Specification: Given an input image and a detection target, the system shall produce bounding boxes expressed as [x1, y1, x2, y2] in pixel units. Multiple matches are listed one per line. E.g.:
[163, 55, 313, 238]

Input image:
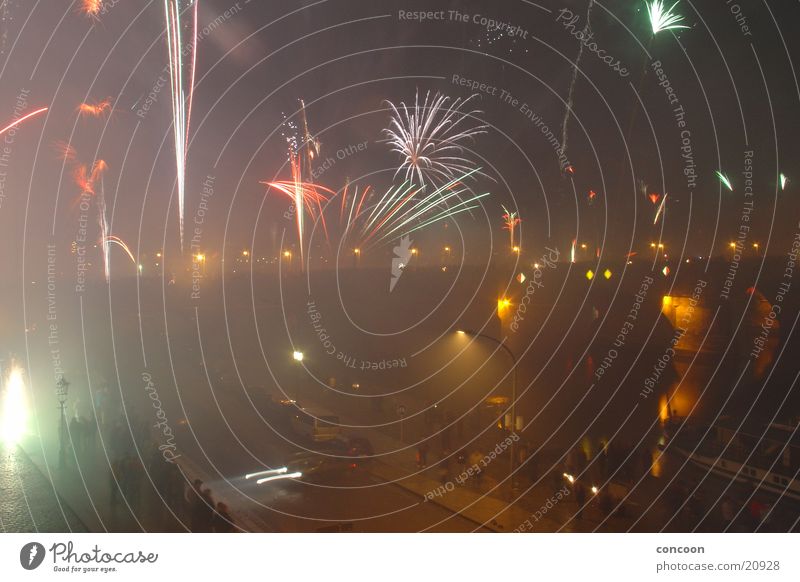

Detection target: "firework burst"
[383, 90, 488, 188]
[646, 0, 689, 35]
[78, 98, 112, 119]
[80, 0, 103, 19]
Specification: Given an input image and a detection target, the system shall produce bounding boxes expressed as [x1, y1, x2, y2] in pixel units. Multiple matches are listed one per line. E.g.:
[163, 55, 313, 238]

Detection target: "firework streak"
[502, 205, 521, 249]
[355, 170, 490, 250]
[0, 107, 48, 137]
[261, 150, 336, 270]
[164, 0, 198, 249]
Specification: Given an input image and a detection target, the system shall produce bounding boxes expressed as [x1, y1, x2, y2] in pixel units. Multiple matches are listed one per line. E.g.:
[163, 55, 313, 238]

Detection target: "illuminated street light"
[283, 250, 292, 258]
[1, 367, 28, 446]
[242, 250, 249, 257]
[580, 243, 587, 250]
[512, 246, 520, 254]
[354, 248, 361, 255]
[292, 351, 304, 362]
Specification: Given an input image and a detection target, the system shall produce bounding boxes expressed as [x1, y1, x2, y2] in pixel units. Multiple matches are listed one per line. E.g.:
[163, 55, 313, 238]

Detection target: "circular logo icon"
[20, 542, 46, 570]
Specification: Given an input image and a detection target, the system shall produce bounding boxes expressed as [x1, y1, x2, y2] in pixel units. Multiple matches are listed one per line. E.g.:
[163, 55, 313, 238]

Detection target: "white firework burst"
[383, 90, 488, 188]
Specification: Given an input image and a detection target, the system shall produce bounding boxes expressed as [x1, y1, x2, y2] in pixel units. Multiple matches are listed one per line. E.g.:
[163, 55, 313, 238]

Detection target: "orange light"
[580, 243, 587, 250]
[512, 246, 520, 253]
[411, 248, 418, 255]
[242, 250, 249, 257]
[283, 250, 291, 258]
[354, 248, 361, 255]
[497, 298, 512, 314]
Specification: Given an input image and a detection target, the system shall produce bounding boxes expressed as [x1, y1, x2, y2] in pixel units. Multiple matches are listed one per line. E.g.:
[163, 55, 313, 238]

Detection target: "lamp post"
[56, 376, 69, 469]
[456, 329, 518, 489]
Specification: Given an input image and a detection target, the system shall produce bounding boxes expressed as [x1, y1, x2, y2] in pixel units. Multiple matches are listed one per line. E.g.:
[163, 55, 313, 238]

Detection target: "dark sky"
[0, 0, 798, 282]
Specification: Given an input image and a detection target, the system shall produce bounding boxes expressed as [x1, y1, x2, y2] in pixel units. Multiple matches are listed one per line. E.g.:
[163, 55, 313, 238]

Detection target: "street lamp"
[292, 350, 304, 362]
[456, 329, 519, 489]
[56, 376, 69, 469]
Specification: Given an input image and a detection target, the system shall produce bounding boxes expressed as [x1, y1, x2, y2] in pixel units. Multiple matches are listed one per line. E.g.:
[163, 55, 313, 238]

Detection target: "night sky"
[0, 0, 798, 278]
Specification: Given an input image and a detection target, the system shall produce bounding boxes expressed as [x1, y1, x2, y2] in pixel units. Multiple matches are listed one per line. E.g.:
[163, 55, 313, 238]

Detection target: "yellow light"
[292, 351, 304, 362]
[497, 298, 511, 314]
[195, 253, 205, 262]
[753, 243, 759, 249]
[156, 252, 162, 258]
[729, 242, 736, 249]
[242, 250, 249, 257]
[662, 295, 672, 307]
[580, 243, 587, 250]
[456, 330, 466, 335]
[585, 269, 594, 280]
[444, 246, 451, 252]
[354, 248, 360, 255]
[512, 246, 520, 253]
[591, 486, 598, 495]
[658, 243, 664, 249]
[563, 473, 575, 484]
[1, 367, 28, 445]
[650, 242, 656, 248]
[283, 250, 291, 258]
[603, 269, 612, 280]
[411, 248, 418, 255]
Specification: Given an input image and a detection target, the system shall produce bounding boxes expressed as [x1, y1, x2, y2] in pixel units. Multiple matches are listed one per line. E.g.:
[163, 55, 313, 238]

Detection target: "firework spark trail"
[571, 239, 576, 263]
[560, 0, 593, 162]
[260, 153, 336, 270]
[716, 171, 733, 192]
[383, 90, 489, 189]
[780, 173, 789, 191]
[102, 235, 137, 265]
[360, 170, 490, 249]
[0, 106, 48, 136]
[78, 98, 112, 118]
[502, 205, 521, 249]
[164, 0, 198, 250]
[653, 192, 668, 224]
